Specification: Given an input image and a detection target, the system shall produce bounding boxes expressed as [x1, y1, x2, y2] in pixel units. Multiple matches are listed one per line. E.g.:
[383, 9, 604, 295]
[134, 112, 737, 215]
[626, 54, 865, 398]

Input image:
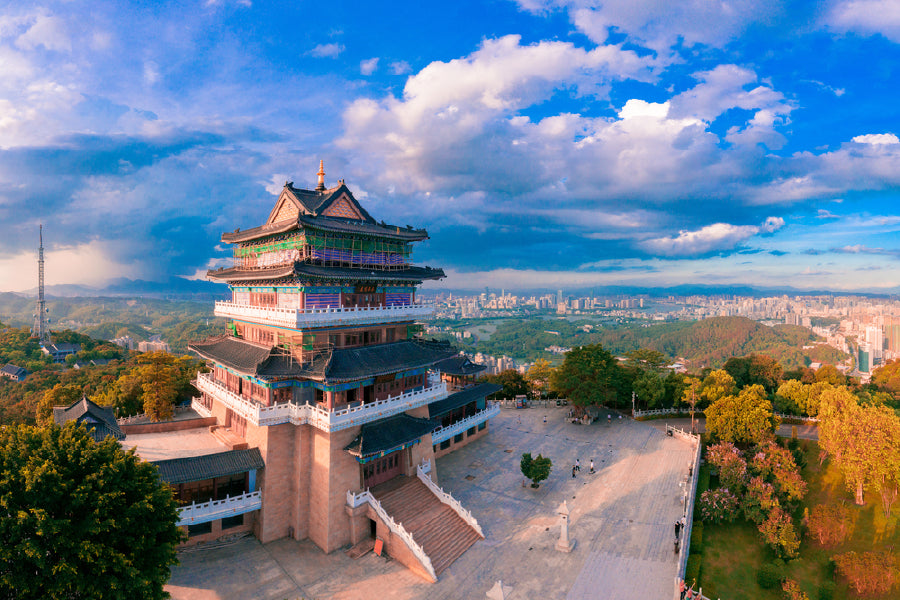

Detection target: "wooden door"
[363, 451, 404, 488]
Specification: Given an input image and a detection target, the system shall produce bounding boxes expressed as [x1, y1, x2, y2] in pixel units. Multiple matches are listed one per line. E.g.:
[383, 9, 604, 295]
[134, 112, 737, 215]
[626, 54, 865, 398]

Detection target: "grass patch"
[698, 439, 900, 599]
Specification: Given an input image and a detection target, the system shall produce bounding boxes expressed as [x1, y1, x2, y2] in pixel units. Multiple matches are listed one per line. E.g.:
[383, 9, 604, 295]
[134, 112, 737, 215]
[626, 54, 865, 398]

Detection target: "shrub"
[685, 553, 702, 584]
[782, 578, 809, 600]
[806, 504, 854, 548]
[757, 562, 784, 589]
[759, 507, 800, 559]
[520, 452, 552, 488]
[699, 489, 740, 524]
[817, 581, 835, 600]
[833, 551, 898, 596]
[690, 522, 704, 553]
[706, 441, 748, 492]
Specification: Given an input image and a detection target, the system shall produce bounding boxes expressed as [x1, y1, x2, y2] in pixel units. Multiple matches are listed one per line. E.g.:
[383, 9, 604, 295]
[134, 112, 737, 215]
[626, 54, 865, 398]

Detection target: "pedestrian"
[679, 580, 686, 600]
[575, 458, 581, 472]
[543, 415, 547, 424]
[607, 414, 611, 425]
[674, 520, 682, 539]
[572, 465, 576, 478]
[589, 459, 595, 474]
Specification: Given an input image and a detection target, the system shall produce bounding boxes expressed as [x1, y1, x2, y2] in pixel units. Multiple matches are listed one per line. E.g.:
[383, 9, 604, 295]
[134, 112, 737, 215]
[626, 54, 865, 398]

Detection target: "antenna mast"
[32, 225, 51, 345]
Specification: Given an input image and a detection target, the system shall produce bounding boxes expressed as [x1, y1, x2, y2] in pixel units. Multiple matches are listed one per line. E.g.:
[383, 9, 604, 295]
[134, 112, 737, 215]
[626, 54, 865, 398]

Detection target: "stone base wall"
[432, 423, 488, 459]
[179, 512, 255, 547]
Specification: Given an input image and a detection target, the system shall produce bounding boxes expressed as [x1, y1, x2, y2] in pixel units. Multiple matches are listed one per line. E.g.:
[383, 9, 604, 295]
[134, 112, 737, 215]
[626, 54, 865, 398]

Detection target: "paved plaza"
[167, 406, 695, 600]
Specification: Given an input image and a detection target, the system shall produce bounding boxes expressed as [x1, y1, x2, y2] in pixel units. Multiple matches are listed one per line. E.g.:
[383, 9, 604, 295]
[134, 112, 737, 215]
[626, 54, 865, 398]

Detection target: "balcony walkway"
[167, 405, 694, 600]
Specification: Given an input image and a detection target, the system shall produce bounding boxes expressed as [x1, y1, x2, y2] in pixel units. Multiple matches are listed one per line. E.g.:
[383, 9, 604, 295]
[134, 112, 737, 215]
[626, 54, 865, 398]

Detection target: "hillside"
[593, 316, 847, 369]
[441, 316, 847, 370]
[0, 293, 227, 354]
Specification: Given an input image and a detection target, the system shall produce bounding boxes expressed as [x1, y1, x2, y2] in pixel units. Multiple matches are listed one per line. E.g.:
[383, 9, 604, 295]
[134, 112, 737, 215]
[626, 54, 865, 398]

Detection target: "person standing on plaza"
[575, 458, 580, 472]
[589, 459, 595, 474]
[675, 520, 682, 539]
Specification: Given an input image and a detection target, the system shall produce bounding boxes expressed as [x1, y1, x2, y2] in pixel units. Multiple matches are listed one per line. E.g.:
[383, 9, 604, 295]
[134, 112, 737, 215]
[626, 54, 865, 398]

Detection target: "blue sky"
[2, 1, 900, 293]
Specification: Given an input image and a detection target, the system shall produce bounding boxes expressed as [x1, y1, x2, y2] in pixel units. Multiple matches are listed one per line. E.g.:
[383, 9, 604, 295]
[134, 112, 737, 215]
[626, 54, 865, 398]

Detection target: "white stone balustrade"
[190, 396, 212, 418]
[197, 372, 448, 432]
[344, 487, 437, 581]
[214, 300, 434, 328]
[176, 490, 262, 526]
[431, 402, 500, 444]
[416, 462, 484, 537]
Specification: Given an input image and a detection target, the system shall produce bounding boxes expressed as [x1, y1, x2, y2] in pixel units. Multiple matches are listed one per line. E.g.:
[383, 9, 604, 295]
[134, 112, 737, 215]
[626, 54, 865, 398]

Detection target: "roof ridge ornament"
[316, 160, 325, 192]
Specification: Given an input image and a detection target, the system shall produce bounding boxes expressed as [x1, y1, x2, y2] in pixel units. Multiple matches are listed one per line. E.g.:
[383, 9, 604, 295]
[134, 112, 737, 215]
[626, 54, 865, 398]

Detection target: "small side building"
[52, 397, 124, 442]
[0, 363, 27, 382]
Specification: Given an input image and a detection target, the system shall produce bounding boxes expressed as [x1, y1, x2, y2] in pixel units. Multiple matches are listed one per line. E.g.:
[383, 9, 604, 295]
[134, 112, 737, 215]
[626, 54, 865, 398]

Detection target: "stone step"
[370, 474, 481, 579]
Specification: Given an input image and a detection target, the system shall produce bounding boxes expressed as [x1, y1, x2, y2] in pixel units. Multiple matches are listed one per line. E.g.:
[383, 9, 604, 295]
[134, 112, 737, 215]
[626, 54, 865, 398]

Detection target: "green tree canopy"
[723, 354, 783, 394]
[550, 343, 624, 407]
[480, 369, 529, 399]
[520, 452, 552, 488]
[0, 423, 182, 599]
[705, 384, 780, 445]
[633, 370, 665, 409]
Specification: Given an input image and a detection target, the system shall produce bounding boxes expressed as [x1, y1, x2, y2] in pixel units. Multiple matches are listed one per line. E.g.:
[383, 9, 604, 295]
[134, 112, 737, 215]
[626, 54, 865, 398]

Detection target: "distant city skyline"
[2, 1, 900, 293]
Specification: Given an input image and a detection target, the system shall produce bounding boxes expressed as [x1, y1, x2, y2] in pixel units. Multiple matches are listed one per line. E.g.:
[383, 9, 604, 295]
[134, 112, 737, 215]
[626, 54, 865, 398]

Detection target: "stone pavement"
[167, 407, 694, 600]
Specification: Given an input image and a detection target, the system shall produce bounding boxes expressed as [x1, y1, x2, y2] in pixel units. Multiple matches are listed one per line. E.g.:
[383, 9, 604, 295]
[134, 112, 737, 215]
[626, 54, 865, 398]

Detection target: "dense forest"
[0, 322, 204, 425]
[0, 293, 228, 354]
[441, 316, 847, 369]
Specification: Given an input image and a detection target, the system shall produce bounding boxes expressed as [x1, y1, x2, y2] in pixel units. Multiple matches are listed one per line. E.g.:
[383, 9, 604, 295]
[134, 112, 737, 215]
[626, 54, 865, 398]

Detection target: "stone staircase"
[209, 425, 248, 451]
[371, 475, 482, 576]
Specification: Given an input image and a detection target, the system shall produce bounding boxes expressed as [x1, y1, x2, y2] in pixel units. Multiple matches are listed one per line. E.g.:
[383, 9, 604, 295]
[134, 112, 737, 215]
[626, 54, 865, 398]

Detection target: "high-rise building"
[187, 164, 495, 581]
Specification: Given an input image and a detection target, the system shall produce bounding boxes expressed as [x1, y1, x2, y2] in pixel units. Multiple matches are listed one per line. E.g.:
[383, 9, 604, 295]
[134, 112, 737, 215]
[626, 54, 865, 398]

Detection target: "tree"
[724, 355, 783, 394]
[632, 369, 665, 410]
[520, 452, 552, 488]
[36, 383, 83, 426]
[750, 440, 807, 505]
[0, 423, 182, 599]
[805, 503, 855, 548]
[525, 358, 554, 399]
[135, 352, 179, 421]
[815, 364, 845, 386]
[705, 385, 780, 445]
[481, 369, 529, 399]
[624, 348, 668, 371]
[680, 375, 702, 434]
[699, 369, 736, 408]
[550, 344, 624, 407]
[873, 359, 900, 401]
[833, 551, 899, 597]
[759, 507, 800, 559]
[818, 388, 898, 506]
[706, 442, 748, 493]
[775, 379, 807, 416]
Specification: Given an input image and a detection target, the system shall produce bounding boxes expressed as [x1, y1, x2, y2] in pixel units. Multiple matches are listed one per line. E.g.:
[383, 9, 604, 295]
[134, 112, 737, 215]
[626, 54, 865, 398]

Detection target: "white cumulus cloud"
[308, 43, 344, 58]
[852, 133, 899, 145]
[639, 217, 785, 257]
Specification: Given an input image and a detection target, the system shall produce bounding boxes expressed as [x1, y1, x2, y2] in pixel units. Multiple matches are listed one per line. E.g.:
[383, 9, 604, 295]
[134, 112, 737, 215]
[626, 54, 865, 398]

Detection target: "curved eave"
[297, 215, 429, 241]
[206, 263, 445, 284]
[221, 220, 298, 244]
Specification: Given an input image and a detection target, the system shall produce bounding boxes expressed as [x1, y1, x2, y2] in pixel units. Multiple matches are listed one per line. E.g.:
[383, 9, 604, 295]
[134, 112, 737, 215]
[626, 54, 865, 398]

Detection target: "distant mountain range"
[7, 277, 900, 300]
[15, 277, 228, 298]
[427, 283, 900, 299]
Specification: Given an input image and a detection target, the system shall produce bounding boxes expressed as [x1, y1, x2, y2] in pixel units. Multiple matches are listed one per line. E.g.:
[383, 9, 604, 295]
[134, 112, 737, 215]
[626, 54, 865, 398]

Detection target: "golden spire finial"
[316, 159, 325, 191]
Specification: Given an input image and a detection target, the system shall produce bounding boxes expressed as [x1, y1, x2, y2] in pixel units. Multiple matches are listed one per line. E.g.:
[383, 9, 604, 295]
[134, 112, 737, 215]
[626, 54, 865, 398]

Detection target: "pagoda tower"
[189, 164, 498, 580]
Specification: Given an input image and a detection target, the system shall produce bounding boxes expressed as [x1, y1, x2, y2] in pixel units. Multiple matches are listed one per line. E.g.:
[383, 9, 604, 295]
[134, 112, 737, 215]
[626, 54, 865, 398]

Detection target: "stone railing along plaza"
[214, 300, 434, 328]
[668, 425, 708, 600]
[195, 371, 447, 432]
[176, 490, 262, 527]
[345, 487, 437, 581]
[431, 403, 500, 444]
[633, 407, 819, 423]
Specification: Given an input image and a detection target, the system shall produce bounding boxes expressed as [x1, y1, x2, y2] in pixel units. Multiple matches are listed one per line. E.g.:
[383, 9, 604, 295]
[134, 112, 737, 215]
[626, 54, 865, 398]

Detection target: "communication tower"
[32, 225, 51, 346]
